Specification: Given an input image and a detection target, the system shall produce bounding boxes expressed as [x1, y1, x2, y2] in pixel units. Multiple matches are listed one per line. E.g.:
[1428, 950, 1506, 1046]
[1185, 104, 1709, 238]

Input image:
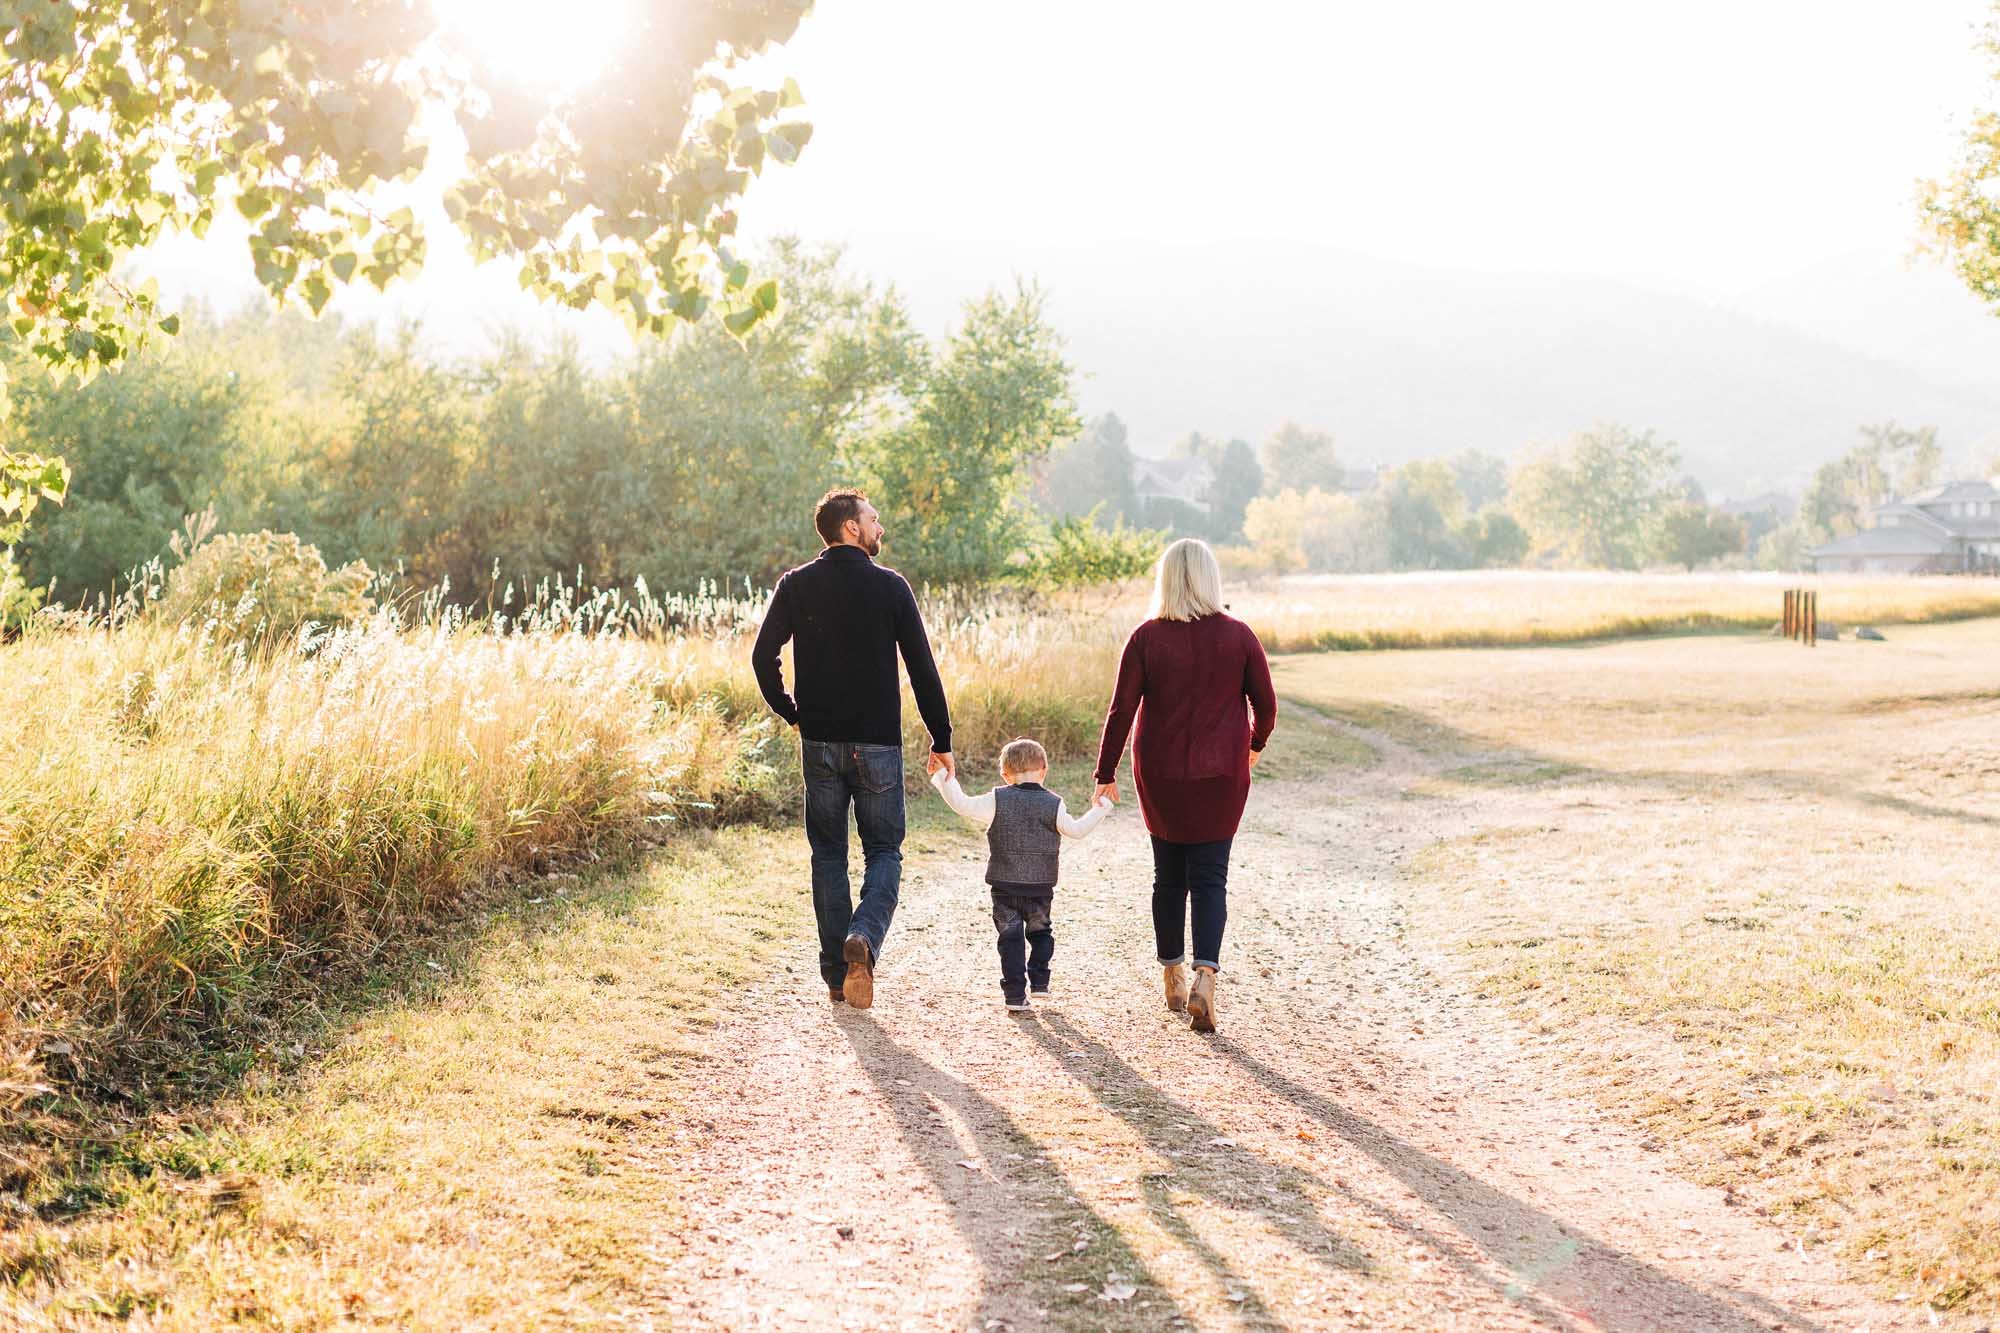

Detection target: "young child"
[931, 737, 1112, 1011]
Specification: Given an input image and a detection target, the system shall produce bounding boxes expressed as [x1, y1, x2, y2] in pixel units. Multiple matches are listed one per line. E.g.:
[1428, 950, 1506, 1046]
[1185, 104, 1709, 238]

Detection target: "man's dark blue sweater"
[750, 545, 953, 753]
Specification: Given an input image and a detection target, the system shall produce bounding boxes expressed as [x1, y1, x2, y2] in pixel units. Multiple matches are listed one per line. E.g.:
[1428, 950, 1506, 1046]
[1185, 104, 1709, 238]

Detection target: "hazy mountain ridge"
[849, 238, 2000, 497]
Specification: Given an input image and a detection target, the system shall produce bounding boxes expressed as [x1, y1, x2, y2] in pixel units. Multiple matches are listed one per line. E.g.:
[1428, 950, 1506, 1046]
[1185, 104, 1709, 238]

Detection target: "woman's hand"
[1247, 747, 1263, 772]
[1094, 780, 1120, 806]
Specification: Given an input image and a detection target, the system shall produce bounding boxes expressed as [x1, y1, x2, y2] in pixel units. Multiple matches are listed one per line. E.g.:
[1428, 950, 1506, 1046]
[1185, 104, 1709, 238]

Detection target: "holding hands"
[926, 750, 957, 780]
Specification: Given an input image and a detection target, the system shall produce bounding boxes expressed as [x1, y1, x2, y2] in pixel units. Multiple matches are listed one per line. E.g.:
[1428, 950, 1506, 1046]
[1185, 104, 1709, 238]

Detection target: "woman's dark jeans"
[801, 740, 905, 992]
[1151, 834, 1232, 972]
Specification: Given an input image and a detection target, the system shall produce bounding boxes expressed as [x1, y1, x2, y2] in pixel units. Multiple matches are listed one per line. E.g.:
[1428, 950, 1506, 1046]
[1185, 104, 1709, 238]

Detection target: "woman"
[1094, 538, 1276, 1034]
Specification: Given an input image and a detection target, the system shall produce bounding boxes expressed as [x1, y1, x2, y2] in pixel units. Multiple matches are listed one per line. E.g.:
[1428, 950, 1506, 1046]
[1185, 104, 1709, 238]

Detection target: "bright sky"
[141, 0, 1999, 336]
[740, 0, 1994, 293]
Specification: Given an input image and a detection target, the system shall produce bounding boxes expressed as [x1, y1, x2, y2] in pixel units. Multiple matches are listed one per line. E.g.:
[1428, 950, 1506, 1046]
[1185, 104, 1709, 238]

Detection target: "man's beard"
[862, 532, 882, 557]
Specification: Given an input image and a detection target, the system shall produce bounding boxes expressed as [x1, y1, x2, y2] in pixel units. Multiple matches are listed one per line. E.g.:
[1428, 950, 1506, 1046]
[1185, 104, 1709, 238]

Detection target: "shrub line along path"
[648, 713, 1910, 1331]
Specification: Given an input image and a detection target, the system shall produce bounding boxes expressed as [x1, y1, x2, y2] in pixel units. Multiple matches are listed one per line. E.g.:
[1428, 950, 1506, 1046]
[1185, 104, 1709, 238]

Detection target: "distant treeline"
[1035, 412, 1948, 576]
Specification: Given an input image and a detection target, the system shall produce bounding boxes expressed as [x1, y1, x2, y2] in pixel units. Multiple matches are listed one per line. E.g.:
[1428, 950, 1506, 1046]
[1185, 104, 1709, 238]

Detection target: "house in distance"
[1808, 480, 2000, 574]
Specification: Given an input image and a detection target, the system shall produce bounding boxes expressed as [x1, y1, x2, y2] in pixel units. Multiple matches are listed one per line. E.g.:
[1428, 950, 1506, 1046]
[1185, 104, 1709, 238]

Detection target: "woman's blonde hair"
[1149, 537, 1225, 622]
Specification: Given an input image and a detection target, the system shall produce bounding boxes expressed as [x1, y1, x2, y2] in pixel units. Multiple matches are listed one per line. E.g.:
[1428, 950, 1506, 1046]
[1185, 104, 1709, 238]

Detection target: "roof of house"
[1131, 454, 1213, 497]
[1898, 478, 2000, 505]
[1873, 502, 2000, 540]
[1807, 526, 1959, 558]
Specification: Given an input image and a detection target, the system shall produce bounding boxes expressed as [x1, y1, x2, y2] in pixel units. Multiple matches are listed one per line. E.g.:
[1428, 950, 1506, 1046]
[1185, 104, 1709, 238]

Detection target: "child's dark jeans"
[990, 886, 1054, 1003]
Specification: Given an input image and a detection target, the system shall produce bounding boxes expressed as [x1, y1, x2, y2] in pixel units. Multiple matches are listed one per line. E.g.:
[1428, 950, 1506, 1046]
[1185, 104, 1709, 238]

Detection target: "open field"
[8, 576, 2000, 1326]
[1193, 570, 2000, 652]
[10, 689, 1918, 1332]
[1278, 619, 2000, 1312]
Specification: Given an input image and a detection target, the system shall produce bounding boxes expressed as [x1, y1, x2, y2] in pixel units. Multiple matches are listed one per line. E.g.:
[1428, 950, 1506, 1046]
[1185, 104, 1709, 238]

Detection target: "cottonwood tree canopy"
[1925, 9, 2000, 307]
[0, 0, 815, 531]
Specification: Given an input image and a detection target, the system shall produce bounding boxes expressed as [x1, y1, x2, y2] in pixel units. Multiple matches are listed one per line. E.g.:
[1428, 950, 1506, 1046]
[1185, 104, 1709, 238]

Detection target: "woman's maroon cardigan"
[1093, 612, 1278, 845]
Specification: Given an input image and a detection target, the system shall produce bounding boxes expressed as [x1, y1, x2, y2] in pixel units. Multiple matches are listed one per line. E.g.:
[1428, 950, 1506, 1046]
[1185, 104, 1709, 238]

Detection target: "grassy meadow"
[6, 565, 2000, 1317]
[1202, 569, 2000, 651]
[1277, 620, 2000, 1311]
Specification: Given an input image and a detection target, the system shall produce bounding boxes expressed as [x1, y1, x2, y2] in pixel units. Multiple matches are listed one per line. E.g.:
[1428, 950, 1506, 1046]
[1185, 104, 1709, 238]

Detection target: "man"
[751, 488, 955, 1010]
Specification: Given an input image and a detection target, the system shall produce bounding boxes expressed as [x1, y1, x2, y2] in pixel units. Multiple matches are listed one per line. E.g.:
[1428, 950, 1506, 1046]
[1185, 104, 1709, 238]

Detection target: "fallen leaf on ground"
[1100, 1281, 1137, 1302]
[955, 1159, 982, 1171]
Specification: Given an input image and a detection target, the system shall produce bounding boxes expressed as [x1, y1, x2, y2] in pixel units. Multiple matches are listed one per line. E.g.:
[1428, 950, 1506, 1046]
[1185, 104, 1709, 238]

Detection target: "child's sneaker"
[1030, 985, 1051, 1002]
[1003, 989, 1032, 1012]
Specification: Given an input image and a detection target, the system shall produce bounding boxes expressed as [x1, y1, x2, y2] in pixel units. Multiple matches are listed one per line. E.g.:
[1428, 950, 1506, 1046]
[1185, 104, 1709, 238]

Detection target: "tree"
[1203, 439, 1264, 543]
[1652, 502, 1746, 571]
[1259, 421, 1345, 495]
[1448, 450, 1510, 513]
[6, 333, 256, 593]
[1797, 422, 1940, 541]
[1459, 510, 1530, 568]
[1025, 508, 1164, 589]
[854, 283, 1080, 583]
[1924, 14, 2000, 311]
[1508, 423, 1680, 569]
[1379, 460, 1468, 569]
[0, 1, 816, 529]
[1243, 487, 1388, 574]
[1034, 413, 1139, 525]
[1163, 432, 1263, 542]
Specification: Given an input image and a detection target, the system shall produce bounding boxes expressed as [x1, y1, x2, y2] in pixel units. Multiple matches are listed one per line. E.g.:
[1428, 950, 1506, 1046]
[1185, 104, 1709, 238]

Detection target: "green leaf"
[751, 278, 779, 314]
[158, 313, 180, 336]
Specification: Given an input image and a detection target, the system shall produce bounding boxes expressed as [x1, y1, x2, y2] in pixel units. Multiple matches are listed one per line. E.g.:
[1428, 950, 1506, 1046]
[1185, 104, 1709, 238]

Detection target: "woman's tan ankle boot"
[1187, 967, 1217, 1033]
[1163, 963, 1189, 1012]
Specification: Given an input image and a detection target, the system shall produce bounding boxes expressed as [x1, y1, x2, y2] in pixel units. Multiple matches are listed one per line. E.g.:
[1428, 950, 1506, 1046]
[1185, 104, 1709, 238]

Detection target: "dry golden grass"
[1, 824, 804, 1328]
[1277, 622, 2000, 1311]
[1136, 570, 2000, 652]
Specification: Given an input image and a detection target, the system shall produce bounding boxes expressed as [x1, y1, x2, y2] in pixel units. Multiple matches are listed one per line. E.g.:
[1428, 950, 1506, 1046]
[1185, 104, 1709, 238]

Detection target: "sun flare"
[431, 0, 635, 91]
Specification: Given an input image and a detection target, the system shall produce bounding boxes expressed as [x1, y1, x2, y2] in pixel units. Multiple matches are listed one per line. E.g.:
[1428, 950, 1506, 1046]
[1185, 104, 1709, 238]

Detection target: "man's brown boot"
[1187, 967, 1217, 1034]
[1163, 963, 1189, 1013]
[829, 985, 846, 1004]
[842, 935, 875, 1010]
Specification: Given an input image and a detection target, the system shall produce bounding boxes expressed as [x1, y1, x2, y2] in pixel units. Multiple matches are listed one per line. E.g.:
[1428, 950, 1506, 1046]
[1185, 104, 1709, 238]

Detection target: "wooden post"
[1784, 589, 1794, 639]
[1808, 590, 1818, 647]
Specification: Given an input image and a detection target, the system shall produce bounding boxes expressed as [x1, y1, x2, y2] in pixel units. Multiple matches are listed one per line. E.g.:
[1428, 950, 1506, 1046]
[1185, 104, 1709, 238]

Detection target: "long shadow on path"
[1015, 1008, 1830, 1332]
[1214, 1035, 1829, 1333]
[833, 1014, 1196, 1329]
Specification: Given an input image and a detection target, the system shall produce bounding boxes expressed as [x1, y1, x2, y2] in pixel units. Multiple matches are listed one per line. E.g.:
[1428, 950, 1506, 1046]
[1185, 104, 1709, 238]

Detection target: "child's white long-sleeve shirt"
[930, 770, 1112, 838]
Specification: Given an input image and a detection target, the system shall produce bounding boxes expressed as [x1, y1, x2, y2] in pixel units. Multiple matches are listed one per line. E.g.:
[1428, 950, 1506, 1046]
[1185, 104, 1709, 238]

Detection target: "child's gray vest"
[987, 783, 1062, 887]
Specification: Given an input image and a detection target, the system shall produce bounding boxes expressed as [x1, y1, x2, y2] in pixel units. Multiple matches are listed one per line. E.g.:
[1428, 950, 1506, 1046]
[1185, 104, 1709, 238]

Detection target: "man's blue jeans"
[801, 740, 905, 992]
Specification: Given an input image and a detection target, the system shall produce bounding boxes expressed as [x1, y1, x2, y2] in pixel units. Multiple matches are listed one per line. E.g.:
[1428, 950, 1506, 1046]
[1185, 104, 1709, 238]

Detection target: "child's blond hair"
[998, 737, 1049, 781]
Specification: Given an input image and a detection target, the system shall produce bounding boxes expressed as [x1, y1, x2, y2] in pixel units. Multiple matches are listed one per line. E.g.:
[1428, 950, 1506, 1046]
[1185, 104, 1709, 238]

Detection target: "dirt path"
[646, 719, 1915, 1332]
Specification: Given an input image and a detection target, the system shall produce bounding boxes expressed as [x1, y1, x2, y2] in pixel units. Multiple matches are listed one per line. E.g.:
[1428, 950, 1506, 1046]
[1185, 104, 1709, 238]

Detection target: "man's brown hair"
[999, 738, 1049, 780]
[814, 487, 869, 545]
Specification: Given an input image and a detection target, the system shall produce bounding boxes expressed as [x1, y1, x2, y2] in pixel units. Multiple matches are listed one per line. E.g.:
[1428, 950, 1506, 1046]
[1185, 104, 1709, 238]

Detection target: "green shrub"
[0, 549, 43, 630]
[1025, 508, 1164, 589]
[152, 531, 373, 643]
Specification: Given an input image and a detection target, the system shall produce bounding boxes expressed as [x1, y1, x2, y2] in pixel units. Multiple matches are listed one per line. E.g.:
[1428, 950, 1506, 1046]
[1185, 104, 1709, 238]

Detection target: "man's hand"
[1248, 747, 1263, 772]
[928, 750, 956, 780]
[1094, 780, 1120, 806]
